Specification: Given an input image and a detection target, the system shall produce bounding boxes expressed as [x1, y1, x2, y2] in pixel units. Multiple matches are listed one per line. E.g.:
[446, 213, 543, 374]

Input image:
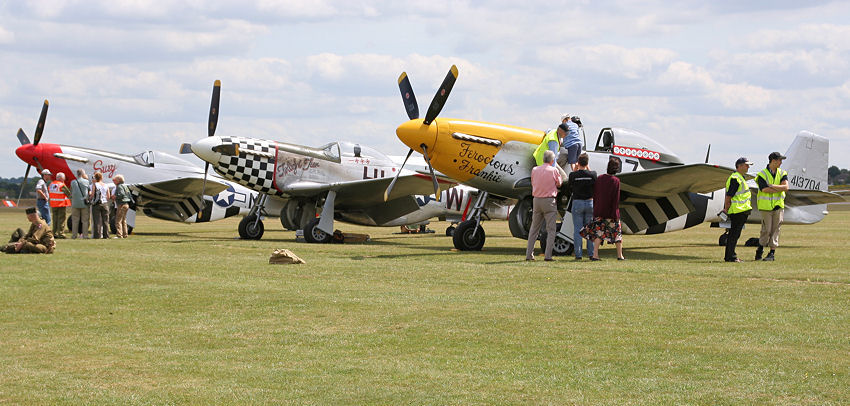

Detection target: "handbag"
[90, 184, 102, 205]
[76, 180, 92, 205]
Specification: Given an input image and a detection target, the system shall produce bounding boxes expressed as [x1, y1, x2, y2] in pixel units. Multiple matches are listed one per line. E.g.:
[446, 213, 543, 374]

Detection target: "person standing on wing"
[722, 158, 753, 262]
[560, 114, 584, 172]
[755, 152, 789, 261]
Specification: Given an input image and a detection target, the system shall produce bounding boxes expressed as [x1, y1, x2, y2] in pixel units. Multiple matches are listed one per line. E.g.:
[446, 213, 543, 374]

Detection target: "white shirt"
[35, 178, 49, 200]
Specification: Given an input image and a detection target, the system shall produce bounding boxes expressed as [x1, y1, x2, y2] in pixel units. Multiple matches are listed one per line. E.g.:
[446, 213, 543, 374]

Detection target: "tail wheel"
[452, 220, 485, 251]
[718, 233, 728, 247]
[238, 214, 264, 240]
[303, 218, 331, 244]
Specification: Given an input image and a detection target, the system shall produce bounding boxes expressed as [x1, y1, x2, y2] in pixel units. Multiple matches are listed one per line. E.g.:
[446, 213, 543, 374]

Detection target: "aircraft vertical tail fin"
[780, 130, 830, 224]
[783, 130, 828, 192]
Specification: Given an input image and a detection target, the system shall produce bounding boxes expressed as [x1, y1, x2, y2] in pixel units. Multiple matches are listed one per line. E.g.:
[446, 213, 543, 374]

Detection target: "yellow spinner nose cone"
[395, 119, 438, 153]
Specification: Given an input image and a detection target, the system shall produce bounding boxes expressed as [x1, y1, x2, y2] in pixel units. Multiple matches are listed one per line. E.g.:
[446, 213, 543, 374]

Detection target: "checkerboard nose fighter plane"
[13, 100, 260, 231]
[386, 66, 846, 252]
[181, 80, 465, 241]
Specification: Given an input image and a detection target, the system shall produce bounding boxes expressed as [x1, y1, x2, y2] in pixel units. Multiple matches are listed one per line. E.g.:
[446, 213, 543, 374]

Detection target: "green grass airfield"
[1, 208, 848, 405]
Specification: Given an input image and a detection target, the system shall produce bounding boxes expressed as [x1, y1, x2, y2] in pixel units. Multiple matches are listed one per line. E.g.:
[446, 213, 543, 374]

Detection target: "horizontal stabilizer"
[778, 189, 847, 206]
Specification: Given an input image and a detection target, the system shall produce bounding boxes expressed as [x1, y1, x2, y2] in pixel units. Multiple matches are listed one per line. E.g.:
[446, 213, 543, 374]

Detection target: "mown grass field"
[1, 208, 848, 405]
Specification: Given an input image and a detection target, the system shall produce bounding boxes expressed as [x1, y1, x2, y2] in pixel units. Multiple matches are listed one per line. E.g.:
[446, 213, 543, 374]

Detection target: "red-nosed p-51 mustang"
[13, 100, 262, 231]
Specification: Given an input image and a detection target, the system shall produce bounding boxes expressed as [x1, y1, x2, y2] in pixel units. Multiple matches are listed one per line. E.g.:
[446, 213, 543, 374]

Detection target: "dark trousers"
[725, 210, 750, 261]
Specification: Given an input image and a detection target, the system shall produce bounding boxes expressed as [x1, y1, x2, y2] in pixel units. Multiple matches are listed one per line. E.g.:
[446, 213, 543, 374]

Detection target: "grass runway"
[1, 208, 848, 404]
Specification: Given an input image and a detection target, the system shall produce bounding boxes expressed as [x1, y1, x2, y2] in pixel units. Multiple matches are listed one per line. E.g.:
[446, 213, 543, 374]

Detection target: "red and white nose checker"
[181, 80, 454, 242]
[13, 100, 261, 232]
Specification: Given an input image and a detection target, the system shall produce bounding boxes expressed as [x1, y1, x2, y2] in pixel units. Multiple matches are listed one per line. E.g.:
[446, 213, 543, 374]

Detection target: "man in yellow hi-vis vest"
[755, 151, 789, 261]
[722, 157, 753, 262]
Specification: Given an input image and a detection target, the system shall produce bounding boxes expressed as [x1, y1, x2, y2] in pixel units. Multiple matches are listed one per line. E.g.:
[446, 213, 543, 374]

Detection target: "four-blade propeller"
[384, 65, 458, 202]
[16, 100, 49, 205]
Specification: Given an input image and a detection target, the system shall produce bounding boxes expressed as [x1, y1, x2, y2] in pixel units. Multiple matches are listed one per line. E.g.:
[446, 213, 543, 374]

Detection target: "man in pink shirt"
[526, 150, 563, 261]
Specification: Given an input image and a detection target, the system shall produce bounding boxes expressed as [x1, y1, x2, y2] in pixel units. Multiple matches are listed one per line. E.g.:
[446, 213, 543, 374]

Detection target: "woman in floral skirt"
[581, 157, 625, 261]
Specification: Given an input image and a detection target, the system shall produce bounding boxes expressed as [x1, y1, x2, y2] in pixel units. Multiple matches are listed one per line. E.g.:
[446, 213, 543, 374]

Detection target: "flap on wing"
[279, 174, 454, 207]
[131, 177, 228, 200]
[618, 163, 734, 197]
[362, 196, 422, 225]
[138, 195, 206, 222]
[778, 189, 847, 206]
[619, 192, 696, 234]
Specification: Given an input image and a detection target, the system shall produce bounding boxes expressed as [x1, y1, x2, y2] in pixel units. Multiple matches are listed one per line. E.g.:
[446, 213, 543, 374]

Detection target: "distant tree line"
[0, 177, 39, 200]
[829, 166, 850, 186]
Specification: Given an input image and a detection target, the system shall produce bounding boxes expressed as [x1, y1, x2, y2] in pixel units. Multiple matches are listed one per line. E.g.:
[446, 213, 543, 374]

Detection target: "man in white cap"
[35, 169, 52, 225]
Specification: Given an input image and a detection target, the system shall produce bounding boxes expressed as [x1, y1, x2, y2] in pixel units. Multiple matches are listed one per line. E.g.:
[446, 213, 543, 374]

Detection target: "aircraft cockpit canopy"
[338, 142, 392, 162]
[133, 151, 198, 168]
[594, 127, 683, 165]
[318, 142, 340, 161]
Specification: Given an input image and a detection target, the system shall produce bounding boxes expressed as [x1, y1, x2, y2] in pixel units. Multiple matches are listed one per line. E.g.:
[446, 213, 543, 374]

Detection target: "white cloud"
[0, 25, 13, 44]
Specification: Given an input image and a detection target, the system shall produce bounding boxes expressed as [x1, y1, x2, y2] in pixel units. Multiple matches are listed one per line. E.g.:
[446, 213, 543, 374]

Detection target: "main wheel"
[238, 214, 265, 240]
[303, 218, 331, 244]
[539, 232, 574, 256]
[445, 225, 456, 236]
[452, 220, 486, 251]
[280, 200, 302, 231]
[718, 233, 728, 246]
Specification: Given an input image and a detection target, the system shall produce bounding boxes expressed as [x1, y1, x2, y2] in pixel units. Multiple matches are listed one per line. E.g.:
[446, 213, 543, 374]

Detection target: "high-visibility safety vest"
[48, 180, 71, 208]
[533, 129, 560, 166]
[756, 167, 786, 210]
[726, 172, 752, 214]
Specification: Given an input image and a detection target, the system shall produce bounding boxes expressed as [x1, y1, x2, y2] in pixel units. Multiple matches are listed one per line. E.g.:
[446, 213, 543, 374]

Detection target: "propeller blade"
[16, 165, 32, 205]
[398, 72, 419, 120]
[421, 144, 441, 201]
[179, 143, 194, 154]
[33, 100, 48, 146]
[704, 144, 711, 164]
[208, 80, 221, 138]
[423, 65, 458, 125]
[384, 148, 413, 201]
[17, 128, 30, 145]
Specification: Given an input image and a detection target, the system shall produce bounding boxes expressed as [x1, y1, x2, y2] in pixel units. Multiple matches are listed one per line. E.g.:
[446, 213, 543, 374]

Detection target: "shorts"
[566, 144, 581, 164]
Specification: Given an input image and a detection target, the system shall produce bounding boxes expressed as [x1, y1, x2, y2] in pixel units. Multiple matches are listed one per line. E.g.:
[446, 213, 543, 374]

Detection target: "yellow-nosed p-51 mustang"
[385, 66, 846, 253]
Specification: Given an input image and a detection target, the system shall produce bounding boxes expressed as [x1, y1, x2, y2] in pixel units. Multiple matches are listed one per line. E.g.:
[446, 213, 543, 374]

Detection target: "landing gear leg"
[239, 193, 268, 240]
[452, 191, 489, 251]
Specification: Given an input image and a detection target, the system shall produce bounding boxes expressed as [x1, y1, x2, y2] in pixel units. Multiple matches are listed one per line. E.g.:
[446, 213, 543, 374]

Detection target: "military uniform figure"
[3, 207, 55, 254]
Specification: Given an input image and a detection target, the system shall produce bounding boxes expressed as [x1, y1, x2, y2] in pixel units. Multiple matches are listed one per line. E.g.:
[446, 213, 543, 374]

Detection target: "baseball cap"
[41, 169, 51, 175]
[768, 151, 787, 161]
[25, 207, 37, 214]
[735, 157, 754, 166]
[561, 113, 571, 121]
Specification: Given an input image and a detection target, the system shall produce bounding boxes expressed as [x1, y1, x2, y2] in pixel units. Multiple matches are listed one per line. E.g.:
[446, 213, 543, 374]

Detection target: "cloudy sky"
[2, 0, 850, 181]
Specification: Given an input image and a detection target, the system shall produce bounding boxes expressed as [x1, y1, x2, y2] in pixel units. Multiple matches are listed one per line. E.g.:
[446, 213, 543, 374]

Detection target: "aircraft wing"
[280, 173, 455, 206]
[127, 178, 229, 222]
[131, 177, 229, 200]
[617, 163, 735, 197]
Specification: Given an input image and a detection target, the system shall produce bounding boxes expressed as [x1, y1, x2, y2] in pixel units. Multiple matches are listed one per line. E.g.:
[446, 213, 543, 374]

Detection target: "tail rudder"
[783, 130, 828, 192]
